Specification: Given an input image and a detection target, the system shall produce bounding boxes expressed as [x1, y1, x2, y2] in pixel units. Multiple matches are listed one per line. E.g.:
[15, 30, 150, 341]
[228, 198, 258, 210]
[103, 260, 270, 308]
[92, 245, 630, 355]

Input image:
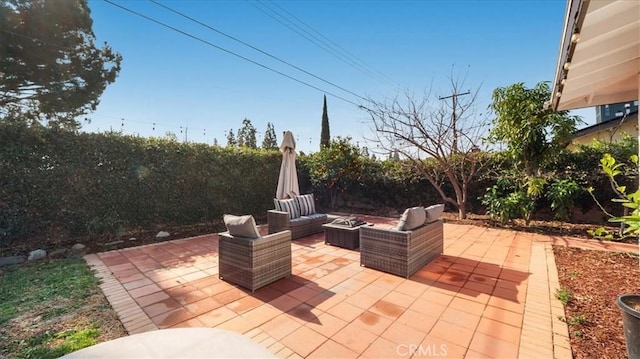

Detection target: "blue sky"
[85, 0, 593, 154]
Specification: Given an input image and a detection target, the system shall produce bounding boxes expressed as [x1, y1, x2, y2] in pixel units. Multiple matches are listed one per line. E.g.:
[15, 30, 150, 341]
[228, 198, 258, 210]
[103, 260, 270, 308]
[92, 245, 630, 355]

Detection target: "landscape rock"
[71, 243, 86, 254]
[48, 249, 68, 259]
[28, 249, 47, 261]
[129, 237, 137, 241]
[0, 256, 25, 267]
[156, 231, 170, 238]
[104, 240, 124, 247]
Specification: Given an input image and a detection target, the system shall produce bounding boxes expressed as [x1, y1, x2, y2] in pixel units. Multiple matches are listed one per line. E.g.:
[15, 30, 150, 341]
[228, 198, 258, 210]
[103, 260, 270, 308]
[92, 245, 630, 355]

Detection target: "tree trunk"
[458, 205, 467, 220]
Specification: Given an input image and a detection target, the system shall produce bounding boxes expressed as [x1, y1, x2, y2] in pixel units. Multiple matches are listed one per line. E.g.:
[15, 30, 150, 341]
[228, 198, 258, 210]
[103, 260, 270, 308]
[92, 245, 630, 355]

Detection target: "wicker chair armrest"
[218, 230, 291, 244]
[360, 226, 411, 243]
[268, 210, 290, 234]
[255, 229, 292, 243]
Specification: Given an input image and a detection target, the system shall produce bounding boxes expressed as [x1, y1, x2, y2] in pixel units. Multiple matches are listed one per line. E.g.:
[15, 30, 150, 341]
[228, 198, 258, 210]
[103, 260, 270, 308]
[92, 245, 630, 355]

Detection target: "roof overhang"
[549, 0, 639, 111]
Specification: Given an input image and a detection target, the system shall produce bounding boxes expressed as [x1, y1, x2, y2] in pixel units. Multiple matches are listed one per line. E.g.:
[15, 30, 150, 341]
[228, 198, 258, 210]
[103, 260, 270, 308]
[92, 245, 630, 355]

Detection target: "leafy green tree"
[488, 81, 581, 176]
[486, 81, 582, 224]
[320, 95, 330, 149]
[261, 122, 278, 150]
[226, 129, 236, 147]
[1, 0, 122, 130]
[307, 137, 362, 210]
[237, 118, 257, 148]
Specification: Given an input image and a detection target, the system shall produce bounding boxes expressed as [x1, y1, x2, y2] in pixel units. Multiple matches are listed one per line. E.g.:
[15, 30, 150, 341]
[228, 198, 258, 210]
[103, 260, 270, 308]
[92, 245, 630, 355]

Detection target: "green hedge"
[1, 123, 636, 243]
[0, 123, 281, 241]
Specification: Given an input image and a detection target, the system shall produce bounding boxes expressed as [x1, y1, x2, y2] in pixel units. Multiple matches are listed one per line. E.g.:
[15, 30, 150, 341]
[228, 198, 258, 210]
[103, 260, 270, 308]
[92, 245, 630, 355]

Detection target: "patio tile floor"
[84, 215, 637, 358]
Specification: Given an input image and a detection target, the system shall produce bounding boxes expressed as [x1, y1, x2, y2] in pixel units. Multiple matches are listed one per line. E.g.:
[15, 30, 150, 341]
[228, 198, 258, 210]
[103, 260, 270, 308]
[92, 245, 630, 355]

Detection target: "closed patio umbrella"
[275, 131, 299, 199]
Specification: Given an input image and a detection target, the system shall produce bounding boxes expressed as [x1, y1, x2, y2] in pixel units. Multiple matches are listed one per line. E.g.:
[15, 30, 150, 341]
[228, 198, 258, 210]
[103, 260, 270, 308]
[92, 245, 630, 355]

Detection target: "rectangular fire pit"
[322, 220, 372, 250]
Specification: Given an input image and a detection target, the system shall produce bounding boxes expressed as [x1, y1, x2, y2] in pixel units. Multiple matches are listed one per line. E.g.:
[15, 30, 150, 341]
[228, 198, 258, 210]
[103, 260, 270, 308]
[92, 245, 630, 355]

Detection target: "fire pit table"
[322, 217, 372, 250]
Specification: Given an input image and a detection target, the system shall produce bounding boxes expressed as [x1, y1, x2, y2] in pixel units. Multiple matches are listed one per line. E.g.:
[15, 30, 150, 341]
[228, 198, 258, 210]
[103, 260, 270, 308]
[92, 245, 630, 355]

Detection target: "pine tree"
[320, 94, 330, 149]
[226, 129, 236, 147]
[237, 118, 257, 148]
[262, 122, 278, 150]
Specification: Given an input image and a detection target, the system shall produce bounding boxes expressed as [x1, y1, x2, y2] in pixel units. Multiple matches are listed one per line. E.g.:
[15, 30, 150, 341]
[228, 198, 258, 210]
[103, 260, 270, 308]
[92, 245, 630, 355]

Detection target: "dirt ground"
[554, 246, 639, 359]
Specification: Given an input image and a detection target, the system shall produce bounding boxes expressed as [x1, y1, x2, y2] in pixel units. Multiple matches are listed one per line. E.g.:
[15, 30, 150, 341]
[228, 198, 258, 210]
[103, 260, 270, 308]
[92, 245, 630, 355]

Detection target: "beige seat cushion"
[395, 206, 426, 231]
[223, 214, 261, 239]
[425, 204, 445, 223]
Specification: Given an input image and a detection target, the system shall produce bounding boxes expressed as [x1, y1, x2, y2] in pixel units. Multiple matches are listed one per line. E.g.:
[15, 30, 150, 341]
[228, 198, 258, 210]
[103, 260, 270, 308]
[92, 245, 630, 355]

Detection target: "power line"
[264, 0, 395, 86]
[148, 0, 368, 102]
[103, 0, 361, 107]
[246, 0, 387, 86]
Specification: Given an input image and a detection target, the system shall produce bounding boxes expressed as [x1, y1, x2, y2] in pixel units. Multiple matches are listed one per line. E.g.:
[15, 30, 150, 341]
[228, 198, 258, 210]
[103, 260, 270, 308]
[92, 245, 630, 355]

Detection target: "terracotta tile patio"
[84, 215, 637, 358]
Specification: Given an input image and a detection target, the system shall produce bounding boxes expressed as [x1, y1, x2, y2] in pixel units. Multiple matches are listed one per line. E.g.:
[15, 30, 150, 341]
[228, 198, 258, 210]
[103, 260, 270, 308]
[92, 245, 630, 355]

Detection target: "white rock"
[71, 243, 86, 254]
[156, 231, 170, 238]
[28, 249, 47, 261]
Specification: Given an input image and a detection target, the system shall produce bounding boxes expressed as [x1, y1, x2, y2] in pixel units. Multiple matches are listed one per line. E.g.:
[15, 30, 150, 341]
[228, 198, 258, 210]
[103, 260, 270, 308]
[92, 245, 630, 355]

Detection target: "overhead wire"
[148, 0, 368, 102]
[103, 0, 362, 107]
[245, 0, 387, 87]
[263, 0, 395, 86]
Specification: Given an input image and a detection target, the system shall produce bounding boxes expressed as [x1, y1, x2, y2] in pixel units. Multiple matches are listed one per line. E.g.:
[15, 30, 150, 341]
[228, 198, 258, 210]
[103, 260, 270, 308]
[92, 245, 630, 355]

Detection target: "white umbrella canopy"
[275, 131, 300, 199]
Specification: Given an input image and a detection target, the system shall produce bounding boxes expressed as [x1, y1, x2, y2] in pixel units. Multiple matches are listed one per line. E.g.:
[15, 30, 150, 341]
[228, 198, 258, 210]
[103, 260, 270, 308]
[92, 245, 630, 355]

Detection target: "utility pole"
[439, 90, 470, 152]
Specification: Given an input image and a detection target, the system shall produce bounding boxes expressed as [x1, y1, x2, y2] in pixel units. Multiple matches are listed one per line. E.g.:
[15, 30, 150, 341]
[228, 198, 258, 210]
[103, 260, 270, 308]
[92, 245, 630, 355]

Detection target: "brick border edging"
[518, 242, 573, 359]
[84, 254, 157, 334]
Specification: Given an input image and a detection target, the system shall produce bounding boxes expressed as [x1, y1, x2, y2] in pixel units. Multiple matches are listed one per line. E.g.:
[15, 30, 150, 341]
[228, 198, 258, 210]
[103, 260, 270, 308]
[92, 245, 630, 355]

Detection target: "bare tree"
[360, 74, 489, 219]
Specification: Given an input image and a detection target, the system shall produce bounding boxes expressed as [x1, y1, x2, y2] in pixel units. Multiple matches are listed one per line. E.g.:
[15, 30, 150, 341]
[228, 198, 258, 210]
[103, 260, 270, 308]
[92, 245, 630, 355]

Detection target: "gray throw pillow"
[395, 206, 426, 231]
[223, 214, 261, 239]
[425, 204, 445, 223]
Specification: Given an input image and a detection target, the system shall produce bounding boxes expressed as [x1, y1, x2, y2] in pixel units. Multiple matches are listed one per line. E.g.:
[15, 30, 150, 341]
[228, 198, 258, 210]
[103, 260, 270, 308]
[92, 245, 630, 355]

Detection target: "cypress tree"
[262, 122, 278, 150]
[320, 95, 330, 149]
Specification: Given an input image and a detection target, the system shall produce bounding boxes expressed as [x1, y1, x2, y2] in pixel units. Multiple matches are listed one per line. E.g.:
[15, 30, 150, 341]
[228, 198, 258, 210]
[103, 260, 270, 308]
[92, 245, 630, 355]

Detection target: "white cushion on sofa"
[425, 204, 445, 223]
[274, 198, 300, 219]
[395, 206, 426, 231]
[295, 194, 316, 216]
[223, 214, 260, 239]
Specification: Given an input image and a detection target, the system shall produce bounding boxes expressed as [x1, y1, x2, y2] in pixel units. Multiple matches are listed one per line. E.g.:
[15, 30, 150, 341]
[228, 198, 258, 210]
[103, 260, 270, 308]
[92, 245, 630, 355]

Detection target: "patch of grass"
[568, 313, 588, 327]
[0, 258, 104, 357]
[22, 328, 100, 359]
[555, 287, 573, 306]
[0, 258, 98, 324]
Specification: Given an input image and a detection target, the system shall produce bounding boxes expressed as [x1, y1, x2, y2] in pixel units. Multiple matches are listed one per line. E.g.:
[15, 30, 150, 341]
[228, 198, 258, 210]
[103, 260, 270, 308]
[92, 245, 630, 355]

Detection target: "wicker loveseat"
[268, 194, 333, 240]
[218, 214, 292, 292]
[360, 205, 444, 278]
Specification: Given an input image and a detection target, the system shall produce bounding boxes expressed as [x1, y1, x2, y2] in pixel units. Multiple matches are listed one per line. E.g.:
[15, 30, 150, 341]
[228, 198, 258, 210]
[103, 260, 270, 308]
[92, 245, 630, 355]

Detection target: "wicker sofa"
[268, 194, 334, 240]
[218, 229, 292, 292]
[360, 217, 443, 278]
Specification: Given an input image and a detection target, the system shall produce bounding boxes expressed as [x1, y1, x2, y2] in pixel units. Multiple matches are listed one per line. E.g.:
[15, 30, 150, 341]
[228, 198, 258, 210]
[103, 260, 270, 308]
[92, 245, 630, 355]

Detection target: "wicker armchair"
[359, 219, 443, 278]
[218, 230, 292, 292]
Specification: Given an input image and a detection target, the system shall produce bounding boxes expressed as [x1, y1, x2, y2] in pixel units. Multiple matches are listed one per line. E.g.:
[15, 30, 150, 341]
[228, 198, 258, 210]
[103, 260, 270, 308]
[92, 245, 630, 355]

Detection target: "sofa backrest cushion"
[395, 206, 426, 231]
[223, 214, 261, 239]
[425, 204, 445, 224]
[295, 194, 316, 216]
[274, 198, 300, 219]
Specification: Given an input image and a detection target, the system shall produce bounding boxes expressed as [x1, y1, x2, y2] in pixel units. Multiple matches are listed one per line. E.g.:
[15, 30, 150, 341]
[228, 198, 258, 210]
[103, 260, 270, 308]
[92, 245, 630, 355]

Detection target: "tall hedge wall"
[1, 123, 636, 243]
[0, 124, 281, 240]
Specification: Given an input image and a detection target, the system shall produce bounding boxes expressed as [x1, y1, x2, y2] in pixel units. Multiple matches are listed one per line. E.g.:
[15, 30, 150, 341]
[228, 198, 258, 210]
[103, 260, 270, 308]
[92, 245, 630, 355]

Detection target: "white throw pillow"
[395, 206, 426, 231]
[425, 204, 445, 223]
[223, 214, 260, 239]
[295, 194, 316, 216]
[274, 198, 300, 219]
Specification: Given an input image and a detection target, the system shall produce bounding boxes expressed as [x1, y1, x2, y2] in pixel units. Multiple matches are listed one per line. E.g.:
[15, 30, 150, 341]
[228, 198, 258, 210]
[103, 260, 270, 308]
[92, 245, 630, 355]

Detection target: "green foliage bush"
[0, 122, 281, 241]
[1, 121, 636, 244]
